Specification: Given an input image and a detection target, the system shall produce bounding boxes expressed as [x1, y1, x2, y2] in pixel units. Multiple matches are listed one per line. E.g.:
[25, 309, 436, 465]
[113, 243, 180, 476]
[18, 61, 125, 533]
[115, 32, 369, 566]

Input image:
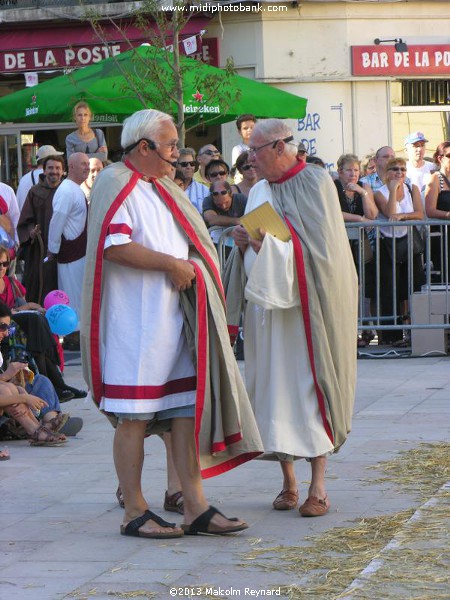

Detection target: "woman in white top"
[374, 157, 425, 346]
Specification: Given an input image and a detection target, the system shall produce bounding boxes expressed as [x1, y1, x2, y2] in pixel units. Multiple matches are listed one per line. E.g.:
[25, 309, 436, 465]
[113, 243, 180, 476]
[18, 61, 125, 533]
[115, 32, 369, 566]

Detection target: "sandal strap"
[29, 424, 65, 444]
[188, 505, 238, 533]
[165, 490, 183, 506]
[123, 510, 176, 536]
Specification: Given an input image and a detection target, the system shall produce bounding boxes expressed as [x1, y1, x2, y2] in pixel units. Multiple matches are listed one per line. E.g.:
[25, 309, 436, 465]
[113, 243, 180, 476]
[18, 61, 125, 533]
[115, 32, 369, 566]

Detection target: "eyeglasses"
[241, 164, 254, 171]
[248, 135, 294, 154]
[0, 322, 11, 332]
[209, 170, 227, 178]
[178, 161, 196, 168]
[388, 167, 407, 172]
[123, 137, 178, 154]
[212, 190, 230, 197]
[200, 149, 220, 156]
[0, 261, 10, 268]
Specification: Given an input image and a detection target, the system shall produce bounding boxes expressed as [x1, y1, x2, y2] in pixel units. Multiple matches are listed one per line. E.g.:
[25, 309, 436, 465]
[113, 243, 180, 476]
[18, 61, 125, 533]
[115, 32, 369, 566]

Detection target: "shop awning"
[0, 19, 213, 72]
[0, 45, 307, 127]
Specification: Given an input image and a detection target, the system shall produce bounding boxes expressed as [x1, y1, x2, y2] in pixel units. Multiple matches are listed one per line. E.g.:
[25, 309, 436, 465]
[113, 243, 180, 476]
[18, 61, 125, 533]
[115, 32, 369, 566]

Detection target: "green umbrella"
[0, 45, 306, 125]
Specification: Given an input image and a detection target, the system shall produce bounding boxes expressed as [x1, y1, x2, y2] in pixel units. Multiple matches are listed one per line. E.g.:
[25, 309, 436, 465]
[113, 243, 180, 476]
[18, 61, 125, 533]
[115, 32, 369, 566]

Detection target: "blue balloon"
[45, 304, 78, 336]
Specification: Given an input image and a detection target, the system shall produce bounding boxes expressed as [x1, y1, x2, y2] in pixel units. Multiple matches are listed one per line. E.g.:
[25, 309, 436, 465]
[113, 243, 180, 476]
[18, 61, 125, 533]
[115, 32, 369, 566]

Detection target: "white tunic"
[99, 179, 196, 414]
[48, 179, 87, 324]
[0, 182, 20, 241]
[16, 169, 43, 211]
[243, 180, 334, 458]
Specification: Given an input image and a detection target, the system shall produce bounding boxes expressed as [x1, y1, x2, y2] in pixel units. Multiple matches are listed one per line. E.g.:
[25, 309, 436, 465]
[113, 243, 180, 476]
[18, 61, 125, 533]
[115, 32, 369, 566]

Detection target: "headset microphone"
[145, 139, 177, 167]
[155, 151, 178, 168]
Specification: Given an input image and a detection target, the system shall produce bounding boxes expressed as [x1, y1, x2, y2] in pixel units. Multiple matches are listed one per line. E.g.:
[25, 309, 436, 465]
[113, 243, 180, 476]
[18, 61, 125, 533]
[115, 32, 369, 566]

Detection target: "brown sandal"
[164, 490, 184, 515]
[29, 424, 67, 447]
[299, 495, 330, 517]
[44, 413, 70, 433]
[272, 489, 299, 510]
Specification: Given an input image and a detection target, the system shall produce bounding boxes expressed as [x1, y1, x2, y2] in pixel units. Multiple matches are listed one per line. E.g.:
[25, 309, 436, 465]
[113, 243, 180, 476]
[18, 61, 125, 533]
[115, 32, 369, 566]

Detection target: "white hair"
[121, 109, 174, 149]
[253, 119, 297, 157]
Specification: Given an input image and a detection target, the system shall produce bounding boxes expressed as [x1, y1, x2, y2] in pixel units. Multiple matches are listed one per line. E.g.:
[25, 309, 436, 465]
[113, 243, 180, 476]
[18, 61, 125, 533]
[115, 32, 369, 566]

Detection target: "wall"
[208, 1, 450, 166]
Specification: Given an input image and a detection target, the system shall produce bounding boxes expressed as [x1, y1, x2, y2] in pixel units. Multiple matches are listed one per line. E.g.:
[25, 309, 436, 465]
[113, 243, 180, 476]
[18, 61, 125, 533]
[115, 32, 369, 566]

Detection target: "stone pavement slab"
[1, 354, 449, 599]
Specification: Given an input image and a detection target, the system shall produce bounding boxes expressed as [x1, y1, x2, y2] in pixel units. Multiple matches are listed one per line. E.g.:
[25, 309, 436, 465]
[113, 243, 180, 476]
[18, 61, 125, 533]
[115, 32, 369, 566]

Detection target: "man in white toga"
[232, 119, 357, 517]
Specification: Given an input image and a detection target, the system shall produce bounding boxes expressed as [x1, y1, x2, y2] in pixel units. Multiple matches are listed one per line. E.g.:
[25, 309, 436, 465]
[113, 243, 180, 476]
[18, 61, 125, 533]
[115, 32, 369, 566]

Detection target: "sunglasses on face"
[388, 167, 407, 172]
[209, 170, 227, 178]
[178, 161, 196, 168]
[212, 190, 230, 197]
[201, 150, 220, 156]
[0, 261, 10, 268]
[241, 164, 254, 171]
[0, 322, 11, 332]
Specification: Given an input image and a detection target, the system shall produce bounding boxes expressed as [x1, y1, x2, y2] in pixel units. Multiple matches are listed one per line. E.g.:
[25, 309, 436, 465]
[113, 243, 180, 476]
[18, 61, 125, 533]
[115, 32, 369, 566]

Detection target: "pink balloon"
[43, 290, 70, 310]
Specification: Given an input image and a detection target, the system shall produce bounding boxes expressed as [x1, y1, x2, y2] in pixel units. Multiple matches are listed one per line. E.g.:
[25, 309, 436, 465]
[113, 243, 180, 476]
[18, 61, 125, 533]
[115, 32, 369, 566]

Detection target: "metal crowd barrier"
[346, 219, 450, 356]
[215, 221, 450, 357]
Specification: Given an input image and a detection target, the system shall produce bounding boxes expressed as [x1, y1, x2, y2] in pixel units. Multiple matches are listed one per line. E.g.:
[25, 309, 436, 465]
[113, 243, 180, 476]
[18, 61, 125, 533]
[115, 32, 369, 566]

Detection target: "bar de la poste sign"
[352, 45, 450, 76]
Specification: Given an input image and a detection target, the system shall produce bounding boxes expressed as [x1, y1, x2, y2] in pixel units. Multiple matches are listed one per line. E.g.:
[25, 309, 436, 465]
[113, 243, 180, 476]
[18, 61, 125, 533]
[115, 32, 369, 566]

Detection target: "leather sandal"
[299, 495, 330, 517]
[272, 489, 299, 510]
[164, 490, 184, 515]
[181, 506, 248, 536]
[29, 424, 67, 447]
[44, 412, 70, 433]
[120, 509, 184, 539]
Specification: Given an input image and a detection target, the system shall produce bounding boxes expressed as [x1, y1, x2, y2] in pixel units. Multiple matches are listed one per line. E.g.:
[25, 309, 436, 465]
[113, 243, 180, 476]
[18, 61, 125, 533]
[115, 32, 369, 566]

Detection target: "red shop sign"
[0, 21, 217, 73]
[0, 39, 218, 73]
[352, 45, 450, 76]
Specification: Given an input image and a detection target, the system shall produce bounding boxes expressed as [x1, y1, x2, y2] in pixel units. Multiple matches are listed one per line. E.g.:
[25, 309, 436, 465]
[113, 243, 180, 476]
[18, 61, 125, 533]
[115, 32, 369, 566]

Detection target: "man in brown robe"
[17, 155, 64, 303]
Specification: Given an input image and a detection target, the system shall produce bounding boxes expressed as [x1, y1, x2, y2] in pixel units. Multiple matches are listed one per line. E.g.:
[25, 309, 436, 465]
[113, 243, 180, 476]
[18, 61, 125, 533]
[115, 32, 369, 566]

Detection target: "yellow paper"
[240, 201, 291, 242]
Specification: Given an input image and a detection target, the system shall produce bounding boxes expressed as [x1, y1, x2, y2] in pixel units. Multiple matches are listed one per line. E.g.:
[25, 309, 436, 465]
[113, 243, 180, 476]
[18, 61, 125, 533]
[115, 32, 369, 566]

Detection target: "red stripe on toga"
[190, 261, 208, 467]
[107, 223, 133, 236]
[89, 172, 142, 405]
[103, 376, 197, 399]
[286, 217, 334, 444]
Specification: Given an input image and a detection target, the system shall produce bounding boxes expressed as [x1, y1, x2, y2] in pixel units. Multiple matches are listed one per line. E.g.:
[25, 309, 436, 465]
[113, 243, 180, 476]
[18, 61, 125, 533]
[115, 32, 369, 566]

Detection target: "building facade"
[212, 0, 450, 169]
[1, 1, 449, 181]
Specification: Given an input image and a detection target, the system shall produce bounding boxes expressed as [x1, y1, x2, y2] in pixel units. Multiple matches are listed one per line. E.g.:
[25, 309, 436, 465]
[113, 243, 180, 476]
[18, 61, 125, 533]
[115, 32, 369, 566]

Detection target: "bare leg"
[163, 432, 182, 496]
[308, 455, 327, 499]
[6, 404, 41, 435]
[114, 419, 181, 535]
[280, 460, 297, 492]
[171, 417, 246, 529]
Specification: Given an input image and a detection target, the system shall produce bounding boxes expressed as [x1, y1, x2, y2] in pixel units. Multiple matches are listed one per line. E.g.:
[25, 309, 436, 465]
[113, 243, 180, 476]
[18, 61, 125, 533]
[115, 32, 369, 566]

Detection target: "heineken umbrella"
[0, 45, 306, 126]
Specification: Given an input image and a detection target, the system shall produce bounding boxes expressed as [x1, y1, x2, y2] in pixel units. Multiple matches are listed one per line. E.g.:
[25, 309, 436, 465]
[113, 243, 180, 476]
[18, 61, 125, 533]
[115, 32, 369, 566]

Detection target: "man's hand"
[168, 259, 196, 291]
[46, 252, 56, 262]
[248, 229, 266, 254]
[232, 224, 249, 249]
[29, 224, 41, 241]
